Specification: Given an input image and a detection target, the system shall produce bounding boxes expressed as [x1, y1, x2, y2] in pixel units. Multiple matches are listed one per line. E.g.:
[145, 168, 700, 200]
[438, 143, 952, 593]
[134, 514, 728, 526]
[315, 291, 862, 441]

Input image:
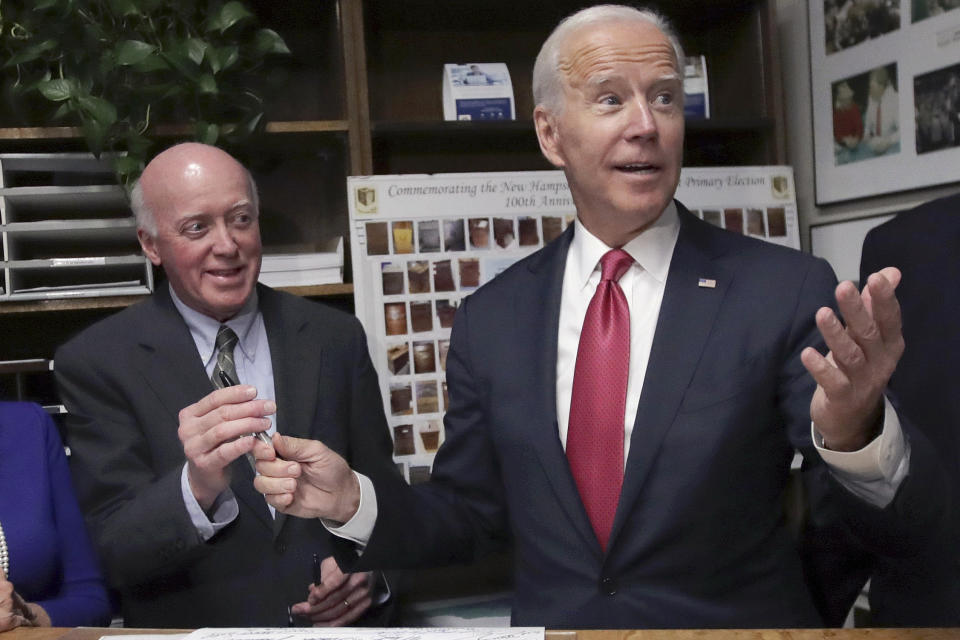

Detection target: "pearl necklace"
[0, 521, 8, 578]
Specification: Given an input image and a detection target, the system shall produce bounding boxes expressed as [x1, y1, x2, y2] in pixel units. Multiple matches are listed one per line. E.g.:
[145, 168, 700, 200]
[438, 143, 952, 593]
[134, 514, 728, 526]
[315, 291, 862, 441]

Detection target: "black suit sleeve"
[55, 333, 209, 589]
[801, 227, 952, 625]
[324, 317, 410, 621]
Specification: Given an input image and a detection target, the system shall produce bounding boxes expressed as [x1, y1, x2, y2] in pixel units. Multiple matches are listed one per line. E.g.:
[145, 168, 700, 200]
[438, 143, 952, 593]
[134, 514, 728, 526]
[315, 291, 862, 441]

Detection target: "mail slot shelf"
[0, 153, 153, 302]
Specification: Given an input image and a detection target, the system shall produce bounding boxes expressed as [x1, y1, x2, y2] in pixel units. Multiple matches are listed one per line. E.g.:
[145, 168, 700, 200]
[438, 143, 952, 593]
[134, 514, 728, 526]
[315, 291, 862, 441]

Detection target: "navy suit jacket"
[344, 204, 946, 628]
[55, 284, 401, 627]
[854, 193, 960, 626]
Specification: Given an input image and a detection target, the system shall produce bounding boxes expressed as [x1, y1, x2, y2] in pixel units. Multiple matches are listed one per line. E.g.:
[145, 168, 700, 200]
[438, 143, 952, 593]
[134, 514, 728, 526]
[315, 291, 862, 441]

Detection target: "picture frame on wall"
[809, 1, 960, 204]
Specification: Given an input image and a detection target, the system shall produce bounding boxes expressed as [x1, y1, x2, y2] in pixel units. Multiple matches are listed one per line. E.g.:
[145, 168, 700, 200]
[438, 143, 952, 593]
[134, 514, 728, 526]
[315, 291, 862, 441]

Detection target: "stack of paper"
[258, 237, 344, 287]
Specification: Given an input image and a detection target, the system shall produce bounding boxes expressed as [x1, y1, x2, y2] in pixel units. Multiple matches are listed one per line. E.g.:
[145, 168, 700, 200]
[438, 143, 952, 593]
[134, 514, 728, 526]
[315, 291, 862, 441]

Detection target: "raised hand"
[801, 267, 903, 451]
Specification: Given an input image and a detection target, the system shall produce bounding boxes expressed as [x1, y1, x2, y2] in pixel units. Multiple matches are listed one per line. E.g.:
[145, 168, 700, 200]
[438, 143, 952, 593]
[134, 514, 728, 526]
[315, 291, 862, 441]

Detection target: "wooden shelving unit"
[0, 0, 789, 612]
[0, 0, 785, 407]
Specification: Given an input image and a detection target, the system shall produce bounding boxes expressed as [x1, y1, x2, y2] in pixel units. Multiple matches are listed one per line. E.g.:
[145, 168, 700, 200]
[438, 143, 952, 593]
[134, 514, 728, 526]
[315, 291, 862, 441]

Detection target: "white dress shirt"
[556, 205, 679, 461]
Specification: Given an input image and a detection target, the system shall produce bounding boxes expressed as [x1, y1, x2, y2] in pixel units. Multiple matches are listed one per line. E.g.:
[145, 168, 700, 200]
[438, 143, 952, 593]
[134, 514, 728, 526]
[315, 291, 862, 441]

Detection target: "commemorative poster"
[348, 167, 799, 481]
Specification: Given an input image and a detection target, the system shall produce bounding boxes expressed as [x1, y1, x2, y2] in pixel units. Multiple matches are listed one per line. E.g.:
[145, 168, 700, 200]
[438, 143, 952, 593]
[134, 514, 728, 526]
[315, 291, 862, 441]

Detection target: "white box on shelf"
[683, 55, 710, 119]
[258, 236, 344, 287]
[442, 63, 515, 121]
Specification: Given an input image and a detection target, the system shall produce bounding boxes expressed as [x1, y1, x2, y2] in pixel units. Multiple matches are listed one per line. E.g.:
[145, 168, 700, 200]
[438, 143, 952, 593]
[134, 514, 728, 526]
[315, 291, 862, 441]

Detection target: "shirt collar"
[570, 200, 680, 290]
[169, 284, 262, 366]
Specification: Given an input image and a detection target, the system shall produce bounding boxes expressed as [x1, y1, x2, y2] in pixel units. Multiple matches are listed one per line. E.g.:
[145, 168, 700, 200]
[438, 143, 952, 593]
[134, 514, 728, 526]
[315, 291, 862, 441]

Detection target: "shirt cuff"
[812, 396, 910, 508]
[180, 463, 239, 541]
[322, 471, 377, 547]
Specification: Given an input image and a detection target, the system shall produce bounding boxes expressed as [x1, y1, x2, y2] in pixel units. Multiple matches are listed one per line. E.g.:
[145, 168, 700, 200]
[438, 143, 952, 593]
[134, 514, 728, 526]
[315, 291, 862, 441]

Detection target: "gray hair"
[130, 165, 260, 237]
[532, 4, 685, 114]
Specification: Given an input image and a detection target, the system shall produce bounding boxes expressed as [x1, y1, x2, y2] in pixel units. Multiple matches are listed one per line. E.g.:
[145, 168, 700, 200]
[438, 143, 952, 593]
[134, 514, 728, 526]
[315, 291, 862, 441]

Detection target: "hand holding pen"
[289, 555, 374, 626]
[218, 369, 273, 446]
[177, 382, 276, 511]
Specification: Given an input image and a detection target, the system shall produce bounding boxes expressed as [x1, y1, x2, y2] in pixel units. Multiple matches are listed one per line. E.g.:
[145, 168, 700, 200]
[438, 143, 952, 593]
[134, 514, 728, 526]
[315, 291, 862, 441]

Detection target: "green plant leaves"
[131, 54, 169, 73]
[4, 39, 57, 67]
[1, 0, 291, 185]
[195, 121, 219, 145]
[38, 78, 75, 101]
[77, 94, 118, 127]
[112, 155, 142, 180]
[208, 45, 239, 74]
[80, 115, 108, 155]
[32, 0, 61, 11]
[106, 0, 140, 17]
[197, 73, 217, 94]
[254, 29, 290, 56]
[184, 38, 208, 65]
[115, 40, 157, 66]
[208, 2, 253, 34]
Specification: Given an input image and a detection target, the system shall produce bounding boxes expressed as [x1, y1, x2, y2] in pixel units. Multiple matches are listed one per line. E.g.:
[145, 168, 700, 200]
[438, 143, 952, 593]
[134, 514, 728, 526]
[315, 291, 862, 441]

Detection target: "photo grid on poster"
[349, 168, 800, 483]
[349, 172, 577, 483]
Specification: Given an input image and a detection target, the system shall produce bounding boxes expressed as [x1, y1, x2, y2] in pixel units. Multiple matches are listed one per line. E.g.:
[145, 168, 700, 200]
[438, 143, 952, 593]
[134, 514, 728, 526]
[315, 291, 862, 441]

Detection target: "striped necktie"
[211, 325, 240, 388]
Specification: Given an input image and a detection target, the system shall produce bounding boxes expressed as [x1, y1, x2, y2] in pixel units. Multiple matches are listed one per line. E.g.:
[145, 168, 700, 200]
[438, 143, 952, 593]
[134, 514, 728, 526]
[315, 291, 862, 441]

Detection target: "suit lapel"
[260, 286, 322, 537]
[608, 207, 732, 550]
[521, 227, 604, 555]
[132, 287, 213, 421]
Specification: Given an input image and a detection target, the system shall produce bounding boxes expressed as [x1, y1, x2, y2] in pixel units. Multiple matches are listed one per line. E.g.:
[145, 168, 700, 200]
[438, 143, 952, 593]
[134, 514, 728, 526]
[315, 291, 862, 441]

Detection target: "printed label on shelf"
[51, 257, 107, 267]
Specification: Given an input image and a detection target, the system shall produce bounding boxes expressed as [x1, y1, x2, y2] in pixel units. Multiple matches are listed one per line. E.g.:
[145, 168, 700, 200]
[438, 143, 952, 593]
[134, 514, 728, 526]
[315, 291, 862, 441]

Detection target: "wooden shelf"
[372, 117, 775, 137]
[0, 283, 354, 314]
[0, 121, 351, 142]
[372, 120, 534, 136]
[0, 294, 148, 314]
[278, 282, 354, 297]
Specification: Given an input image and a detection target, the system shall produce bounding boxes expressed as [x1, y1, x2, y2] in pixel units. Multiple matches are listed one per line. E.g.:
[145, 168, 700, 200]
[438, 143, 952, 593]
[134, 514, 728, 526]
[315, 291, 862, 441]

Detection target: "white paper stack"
[258, 237, 343, 287]
[442, 63, 515, 121]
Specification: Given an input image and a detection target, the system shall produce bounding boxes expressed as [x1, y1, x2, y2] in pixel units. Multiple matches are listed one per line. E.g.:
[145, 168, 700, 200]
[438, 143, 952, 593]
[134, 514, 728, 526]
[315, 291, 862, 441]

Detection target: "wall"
[774, 0, 960, 253]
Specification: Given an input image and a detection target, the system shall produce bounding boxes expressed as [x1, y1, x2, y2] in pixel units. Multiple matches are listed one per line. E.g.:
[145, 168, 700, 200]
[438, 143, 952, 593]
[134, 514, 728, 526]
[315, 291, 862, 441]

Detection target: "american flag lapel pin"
[698, 277, 717, 288]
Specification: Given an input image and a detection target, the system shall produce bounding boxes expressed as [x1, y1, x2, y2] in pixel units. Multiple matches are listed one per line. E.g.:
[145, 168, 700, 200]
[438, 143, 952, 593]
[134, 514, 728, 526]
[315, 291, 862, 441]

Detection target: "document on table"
[181, 628, 544, 640]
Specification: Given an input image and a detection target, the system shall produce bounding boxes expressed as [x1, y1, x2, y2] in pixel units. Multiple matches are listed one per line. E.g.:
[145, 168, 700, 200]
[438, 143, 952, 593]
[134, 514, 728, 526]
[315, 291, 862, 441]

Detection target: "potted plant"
[0, 0, 289, 185]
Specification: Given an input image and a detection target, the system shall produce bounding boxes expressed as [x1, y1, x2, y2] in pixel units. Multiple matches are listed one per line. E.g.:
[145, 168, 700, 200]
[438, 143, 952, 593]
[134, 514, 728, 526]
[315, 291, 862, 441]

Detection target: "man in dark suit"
[54, 143, 401, 628]
[852, 192, 960, 626]
[252, 6, 946, 628]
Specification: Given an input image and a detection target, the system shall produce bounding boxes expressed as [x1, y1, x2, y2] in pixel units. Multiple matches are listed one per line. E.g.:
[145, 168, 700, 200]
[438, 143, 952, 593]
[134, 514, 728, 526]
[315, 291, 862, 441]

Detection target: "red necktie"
[567, 248, 633, 551]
